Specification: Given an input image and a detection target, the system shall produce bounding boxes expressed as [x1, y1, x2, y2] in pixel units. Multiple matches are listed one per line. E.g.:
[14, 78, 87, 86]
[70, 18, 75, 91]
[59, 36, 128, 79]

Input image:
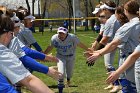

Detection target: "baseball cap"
[24, 15, 35, 22]
[57, 27, 68, 34]
[92, 8, 100, 14]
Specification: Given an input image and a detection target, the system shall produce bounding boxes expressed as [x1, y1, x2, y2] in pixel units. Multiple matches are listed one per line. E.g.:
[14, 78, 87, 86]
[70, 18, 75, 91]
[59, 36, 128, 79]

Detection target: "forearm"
[97, 39, 120, 56]
[32, 42, 42, 52]
[19, 56, 49, 74]
[115, 52, 140, 75]
[99, 36, 109, 45]
[91, 41, 99, 50]
[96, 36, 109, 50]
[44, 46, 53, 54]
[78, 42, 89, 51]
[20, 74, 54, 93]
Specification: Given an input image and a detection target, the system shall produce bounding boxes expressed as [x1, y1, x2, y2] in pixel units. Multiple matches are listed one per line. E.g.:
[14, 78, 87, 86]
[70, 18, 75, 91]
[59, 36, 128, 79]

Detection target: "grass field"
[23, 28, 119, 93]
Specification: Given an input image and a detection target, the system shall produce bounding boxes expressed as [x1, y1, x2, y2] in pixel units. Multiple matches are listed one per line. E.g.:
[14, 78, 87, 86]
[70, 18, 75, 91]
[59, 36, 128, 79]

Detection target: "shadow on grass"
[49, 85, 78, 89]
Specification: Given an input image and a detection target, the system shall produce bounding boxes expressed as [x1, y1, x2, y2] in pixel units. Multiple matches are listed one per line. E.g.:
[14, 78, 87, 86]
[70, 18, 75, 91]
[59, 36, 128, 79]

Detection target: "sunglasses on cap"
[58, 27, 67, 31]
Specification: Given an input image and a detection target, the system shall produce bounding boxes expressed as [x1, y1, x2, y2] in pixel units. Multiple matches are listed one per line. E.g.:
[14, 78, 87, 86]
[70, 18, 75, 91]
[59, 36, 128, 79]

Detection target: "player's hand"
[47, 67, 63, 80]
[46, 53, 59, 62]
[91, 42, 97, 51]
[87, 51, 101, 63]
[83, 50, 93, 58]
[86, 61, 95, 66]
[106, 71, 119, 84]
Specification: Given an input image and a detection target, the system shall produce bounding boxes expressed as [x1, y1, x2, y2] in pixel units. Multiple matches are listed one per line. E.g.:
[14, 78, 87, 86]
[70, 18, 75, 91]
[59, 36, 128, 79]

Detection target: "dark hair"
[0, 10, 3, 16]
[5, 9, 15, 17]
[116, 6, 129, 25]
[16, 6, 30, 20]
[124, 0, 139, 15]
[105, 1, 116, 14]
[0, 16, 14, 35]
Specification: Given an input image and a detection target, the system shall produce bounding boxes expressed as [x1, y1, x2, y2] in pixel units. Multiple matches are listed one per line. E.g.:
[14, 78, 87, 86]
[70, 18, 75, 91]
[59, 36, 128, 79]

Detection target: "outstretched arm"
[44, 45, 54, 54]
[19, 74, 54, 93]
[77, 42, 90, 51]
[106, 50, 140, 84]
[87, 38, 121, 63]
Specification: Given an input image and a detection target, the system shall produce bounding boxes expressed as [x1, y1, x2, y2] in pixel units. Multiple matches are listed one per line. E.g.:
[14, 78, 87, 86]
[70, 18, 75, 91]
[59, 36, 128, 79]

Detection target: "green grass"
[23, 28, 119, 93]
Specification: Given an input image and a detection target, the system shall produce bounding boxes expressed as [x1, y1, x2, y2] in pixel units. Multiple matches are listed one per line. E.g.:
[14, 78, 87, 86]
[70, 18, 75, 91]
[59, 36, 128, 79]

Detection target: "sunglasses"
[58, 28, 67, 31]
[10, 32, 14, 36]
[14, 20, 20, 23]
[99, 15, 106, 18]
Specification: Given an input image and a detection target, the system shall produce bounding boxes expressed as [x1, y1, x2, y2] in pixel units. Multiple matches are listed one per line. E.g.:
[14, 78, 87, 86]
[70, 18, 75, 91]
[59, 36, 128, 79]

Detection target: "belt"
[58, 53, 74, 57]
[121, 52, 132, 58]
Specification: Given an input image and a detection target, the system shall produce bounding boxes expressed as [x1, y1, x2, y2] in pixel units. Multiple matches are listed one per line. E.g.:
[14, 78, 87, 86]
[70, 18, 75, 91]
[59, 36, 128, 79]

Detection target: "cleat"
[65, 80, 70, 88]
[104, 84, 113, 90]
[109, 85, 122, 93]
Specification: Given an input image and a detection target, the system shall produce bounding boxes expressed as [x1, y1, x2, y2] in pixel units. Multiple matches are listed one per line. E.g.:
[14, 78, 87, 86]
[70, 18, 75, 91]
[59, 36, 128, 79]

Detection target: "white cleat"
[104, 84, 113, 90]
[109, 85, 122, 93]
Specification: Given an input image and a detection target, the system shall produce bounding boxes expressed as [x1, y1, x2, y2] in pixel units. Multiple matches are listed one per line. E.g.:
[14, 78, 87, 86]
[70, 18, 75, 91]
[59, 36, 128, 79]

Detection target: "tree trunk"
[89, 0, 95, 31]
[32, 0, 35, 15]
[84, 0, 89, 31]
[67, 0, 73, 32]
[116, 0, 119, 6]
[38, 0, 41, 17]
[39, 0, 47, 35]
[25, 0, 31, 14]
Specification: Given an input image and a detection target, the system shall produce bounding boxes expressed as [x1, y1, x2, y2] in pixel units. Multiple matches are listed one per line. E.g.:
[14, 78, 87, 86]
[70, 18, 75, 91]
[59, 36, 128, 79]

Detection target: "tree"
[67, 0, 73, 32]
[32, 0, 35, 15]
[25, 0, 31, 14]
[89, 0, 95, 31]
[84, 0, 89, 31]
[39, 0, 47, 34]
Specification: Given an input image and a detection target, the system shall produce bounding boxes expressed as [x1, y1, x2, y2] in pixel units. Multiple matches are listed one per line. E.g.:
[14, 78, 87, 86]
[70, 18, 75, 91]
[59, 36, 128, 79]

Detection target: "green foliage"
[23, 28, 119, 93]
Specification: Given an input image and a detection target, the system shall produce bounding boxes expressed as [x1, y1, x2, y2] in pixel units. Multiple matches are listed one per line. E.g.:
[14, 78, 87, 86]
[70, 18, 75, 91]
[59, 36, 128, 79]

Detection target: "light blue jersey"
[114, 17, 140, 84]
[103, 14, 121, 42]
[0, 44, 31, 84]
[115, 17, 140, 55]
[8, 36, 25, 58]
[17, 27, 36, 47]
[135, 44, 140, 52]
[51, 33, 80, 56]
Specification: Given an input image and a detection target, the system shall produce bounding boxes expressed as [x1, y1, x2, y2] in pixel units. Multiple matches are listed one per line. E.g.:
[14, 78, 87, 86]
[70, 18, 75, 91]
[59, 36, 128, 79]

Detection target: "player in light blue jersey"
[44, 27, 90, 93]
[106, 44, 140, 93]
[0, 15, 54, 93]
[17, 15, 42, 52]
[90, 1, 121, 92]
[86, 0, 140, 92]
[4, 13, 62, 92]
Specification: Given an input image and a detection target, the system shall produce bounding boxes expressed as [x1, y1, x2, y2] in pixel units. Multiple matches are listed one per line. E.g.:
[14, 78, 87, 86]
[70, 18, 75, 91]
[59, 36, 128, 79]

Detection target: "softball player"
[9, 15, 62, 79]
[44, 27, 89, 93]
[17, 15, 42, 52]
[106, 44, 140, 93]
[91, 1, 121, 92]
[87, 1, 140, 92]
[0, 16, 53, 93]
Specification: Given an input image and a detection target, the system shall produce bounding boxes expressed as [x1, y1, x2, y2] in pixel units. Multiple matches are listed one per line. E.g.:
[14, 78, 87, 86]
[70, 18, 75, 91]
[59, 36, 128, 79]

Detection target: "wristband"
[96, 43, 105, 50]
[96, 34, 103, 42]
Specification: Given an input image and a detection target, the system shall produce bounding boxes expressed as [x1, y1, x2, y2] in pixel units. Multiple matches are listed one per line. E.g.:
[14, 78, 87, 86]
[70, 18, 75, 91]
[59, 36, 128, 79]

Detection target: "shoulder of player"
[51, 34, 58, 40]
[105, 15, 118, 25]
[68, 33, 77, 37]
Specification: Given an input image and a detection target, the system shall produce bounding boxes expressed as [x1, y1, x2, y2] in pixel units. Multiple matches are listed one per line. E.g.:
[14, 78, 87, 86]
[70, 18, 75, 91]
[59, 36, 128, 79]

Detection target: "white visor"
[92, 8, 100, 14]
[100, 4, 116, 10]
